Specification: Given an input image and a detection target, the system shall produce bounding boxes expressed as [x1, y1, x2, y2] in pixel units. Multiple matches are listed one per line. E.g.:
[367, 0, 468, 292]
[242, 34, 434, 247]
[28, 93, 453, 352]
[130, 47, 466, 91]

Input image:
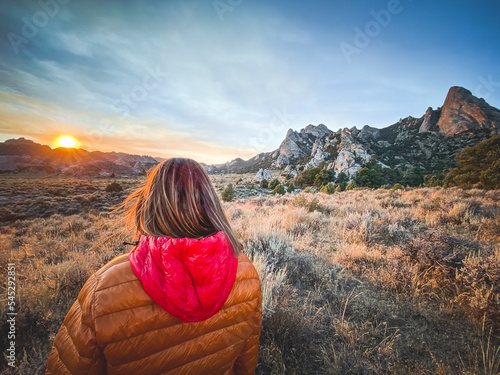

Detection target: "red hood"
[129, 231, 238, 322]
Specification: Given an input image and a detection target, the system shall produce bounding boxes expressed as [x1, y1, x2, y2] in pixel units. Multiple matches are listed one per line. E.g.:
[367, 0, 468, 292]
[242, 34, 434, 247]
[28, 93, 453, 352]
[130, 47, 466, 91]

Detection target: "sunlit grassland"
[0, 176, 499, 374]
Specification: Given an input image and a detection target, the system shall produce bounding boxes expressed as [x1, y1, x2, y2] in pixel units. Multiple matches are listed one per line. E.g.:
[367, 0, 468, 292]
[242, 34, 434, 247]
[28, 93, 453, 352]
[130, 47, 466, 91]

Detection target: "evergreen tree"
[383, 167, 402, 186]
[320, 182, 335, 194]
[314, 169, 336, 188]
[354, 160, 387, 188]
[269, 178, 280, 190]
[273, 184, 286, 195]
[260, 179, 269, 188]
[345, 180, 356, 190]
[337, 172, 348, 185]
[287, 183, 295, 193]
[452, 136, 500, 189]
[442, 172, 456, 188]
[294, 167, 322, 187]
[401, 167, 425, 187]
[221, 183, 235, 202]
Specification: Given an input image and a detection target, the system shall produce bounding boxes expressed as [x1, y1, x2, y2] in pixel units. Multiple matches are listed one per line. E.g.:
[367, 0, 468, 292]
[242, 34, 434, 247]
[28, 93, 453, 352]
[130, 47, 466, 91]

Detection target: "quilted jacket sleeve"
[45, 274, 105, 375]
[234, 280, 263, 375]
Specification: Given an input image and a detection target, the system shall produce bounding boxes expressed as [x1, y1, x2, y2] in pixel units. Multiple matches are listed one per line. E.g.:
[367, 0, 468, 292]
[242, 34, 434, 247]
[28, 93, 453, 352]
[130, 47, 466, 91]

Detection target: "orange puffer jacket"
[45, 232, 262, 374]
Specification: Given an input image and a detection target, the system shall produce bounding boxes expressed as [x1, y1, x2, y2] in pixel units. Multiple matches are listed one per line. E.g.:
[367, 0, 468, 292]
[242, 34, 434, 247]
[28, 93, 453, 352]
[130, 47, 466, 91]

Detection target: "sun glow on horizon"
[56, 135, 79, 148]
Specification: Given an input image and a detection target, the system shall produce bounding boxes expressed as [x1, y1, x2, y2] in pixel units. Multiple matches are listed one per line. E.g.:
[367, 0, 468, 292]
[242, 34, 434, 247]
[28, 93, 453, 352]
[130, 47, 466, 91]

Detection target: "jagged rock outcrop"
[327, 128, 372, 177]
[304, 134, 338, 169]
[278, 129, 309, 162]
[419, 86, 500, 135]
[419, 107, 441, 132]
[205, 85, 499, 177]
[274, 124, 332, 167]
[359, 125, 380, 141]
[304, 146, 328, 169]
[282, 164, 298, 177]
[300, 124, 331, 138]
[254, 168, 272, 180]
[275, 153, 290, 168]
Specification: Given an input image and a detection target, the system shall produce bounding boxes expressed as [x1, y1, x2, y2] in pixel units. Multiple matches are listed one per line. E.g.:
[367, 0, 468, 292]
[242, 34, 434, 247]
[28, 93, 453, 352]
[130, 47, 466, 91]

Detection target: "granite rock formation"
[207, 86, 499, 177]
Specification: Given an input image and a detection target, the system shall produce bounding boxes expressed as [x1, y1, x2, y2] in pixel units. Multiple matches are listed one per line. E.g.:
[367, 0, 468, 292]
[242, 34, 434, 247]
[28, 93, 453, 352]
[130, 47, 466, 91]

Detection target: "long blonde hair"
[119, 158, 241, 256]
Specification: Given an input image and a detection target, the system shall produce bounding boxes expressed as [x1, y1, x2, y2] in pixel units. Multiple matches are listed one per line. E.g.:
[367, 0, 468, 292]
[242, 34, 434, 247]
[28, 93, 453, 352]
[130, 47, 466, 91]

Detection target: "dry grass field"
[1, 176, 499, 374]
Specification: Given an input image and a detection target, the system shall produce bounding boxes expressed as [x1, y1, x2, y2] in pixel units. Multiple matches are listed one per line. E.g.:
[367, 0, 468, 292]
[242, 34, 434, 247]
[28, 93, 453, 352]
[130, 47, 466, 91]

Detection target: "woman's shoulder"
[224, 252, 261, 309]
[94, 253, 138, 291]
[235, 252, 260, 281]
[89, 253, 154, 317]
[91, 252, 259, 293]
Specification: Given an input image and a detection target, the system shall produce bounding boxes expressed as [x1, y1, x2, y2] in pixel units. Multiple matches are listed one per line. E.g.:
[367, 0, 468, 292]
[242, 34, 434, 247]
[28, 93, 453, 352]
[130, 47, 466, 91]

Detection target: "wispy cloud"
[0, 91, 256, 163]
[1, 0, 499, 163]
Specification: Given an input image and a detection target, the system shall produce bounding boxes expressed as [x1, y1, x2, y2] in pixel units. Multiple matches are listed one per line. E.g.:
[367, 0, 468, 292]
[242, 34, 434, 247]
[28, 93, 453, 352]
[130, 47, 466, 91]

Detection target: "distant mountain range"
[1, 86, 498, 178]
[0, 138, 158, 177]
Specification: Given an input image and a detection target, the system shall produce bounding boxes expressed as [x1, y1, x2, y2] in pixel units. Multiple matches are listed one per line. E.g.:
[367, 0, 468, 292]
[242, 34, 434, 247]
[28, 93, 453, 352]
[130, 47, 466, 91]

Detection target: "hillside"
[0, 138, 158, 177]
[208, 86, 499, 176]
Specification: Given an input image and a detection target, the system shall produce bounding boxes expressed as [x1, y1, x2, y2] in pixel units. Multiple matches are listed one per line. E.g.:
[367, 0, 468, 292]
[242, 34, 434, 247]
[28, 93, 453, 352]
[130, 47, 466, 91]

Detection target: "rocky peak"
[1, 137, 52, 157]
[419, 107, 441, 133]
[300, 124, 331, 138]
[5, 137, 36, 146]
[285, 128, 296, 138]
[277, 129, 308, 162]
[205, 85, 499, 177]
[419, 86, 500, 135]
[359, 125, 380, 142]
[275, 124, 333, 166]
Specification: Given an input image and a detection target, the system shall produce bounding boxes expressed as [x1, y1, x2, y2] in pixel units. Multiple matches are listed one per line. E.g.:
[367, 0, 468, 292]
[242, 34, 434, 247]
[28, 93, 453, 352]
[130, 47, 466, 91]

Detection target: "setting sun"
[56, 135, 79, 148]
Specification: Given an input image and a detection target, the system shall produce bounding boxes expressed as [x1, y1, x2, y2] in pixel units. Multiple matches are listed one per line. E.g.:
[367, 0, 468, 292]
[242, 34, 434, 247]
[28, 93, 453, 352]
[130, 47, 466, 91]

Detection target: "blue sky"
[1, 0, 499, 163]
